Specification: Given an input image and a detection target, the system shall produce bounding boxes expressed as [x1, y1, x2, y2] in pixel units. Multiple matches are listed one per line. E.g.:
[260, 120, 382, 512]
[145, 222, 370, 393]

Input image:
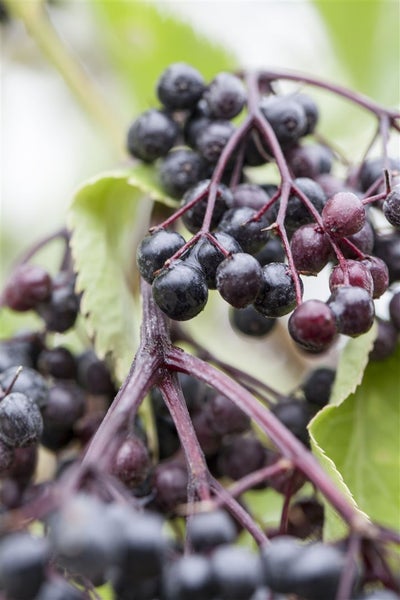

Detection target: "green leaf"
[311, 343, 400, 539]
[0, 307, 42, 340]
[90, 0, 236, 112]
[312, 0, 400, 103]
[330, 323, 377, 406]
[68, 166, 173, 382]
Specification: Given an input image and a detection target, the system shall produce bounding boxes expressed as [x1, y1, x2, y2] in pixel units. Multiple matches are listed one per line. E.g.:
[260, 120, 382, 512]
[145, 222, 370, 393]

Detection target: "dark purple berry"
[328, 285, 375, 337]
[289, 300, 338, 354]
[137, 229, 186, 283]
[0, 392, 43, 448]
[152, 261, 208, 321]
[157, 63, 205, 110]
[361, 256, 389, 299]
[195, 232, 242, 289]
[369, 319, 398, 361]
[302, 367, 336, 409]
[231, 183, 270, 210]
[229, 305, 276, 337]
[159, 148, 205, 198]
[112, 435, 151, 488]
[216, 253, 263, 308]
[0, 533, 49, 600]
[329, 260, 374, 296]
[204, 72, 246, 119]
[218, 206, 270, 255]
[290, 224, 331, 275]
[196, 120, 235, 164]
[187, 509, 237, 552]
[0, 366, 48, 408]
[254, 262, 301, 318]
[383, 185, 400, 227]
[373, 233, 400, 283]
[126, 109, 179, 162]
[37, 346, 77, 379]
[286, 143, 332, 179]
[260, 95, 307, 145]
[3, 264, 51, 312]
[181, 180, 233, 234]
[389, 291, 400, 330]
[359, 157, 400, 192]
[293, 93, 319, 135]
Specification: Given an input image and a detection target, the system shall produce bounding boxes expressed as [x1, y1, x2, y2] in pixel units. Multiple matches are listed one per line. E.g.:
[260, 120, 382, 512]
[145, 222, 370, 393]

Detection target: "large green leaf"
[312, 0, 400, 103]
[90, 0, 236, 112]
[311, 342, 400, 538]
[68, 166, 174, 382]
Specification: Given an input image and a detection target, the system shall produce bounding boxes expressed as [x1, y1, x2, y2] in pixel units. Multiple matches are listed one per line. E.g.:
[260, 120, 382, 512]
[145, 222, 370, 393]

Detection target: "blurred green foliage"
[313, 0, 400, 104]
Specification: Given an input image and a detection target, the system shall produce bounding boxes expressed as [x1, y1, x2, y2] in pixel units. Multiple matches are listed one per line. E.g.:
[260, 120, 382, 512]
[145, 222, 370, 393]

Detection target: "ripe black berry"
[181, 180, 233, 233]
[159, 148, 205, 198]
[196, 120, 235, 164]
[136, 229, 186, 283]
[229, 305, 277, 337]
[195, 232, 242, 288]
[260, 94, 307, 145]
[254, 262, 301, 318]
[204, 72, 246, 119]
[389, 291, 400, 330]
[152, 261, 208, 321]
[157, 62, 205, 110]
[218, 206, 270, 254]
[302, 367, 336, 409]
[187, 509, 237, 552]
[322, 192, 366, 238]
[0, 366, 49, 408]
[216, 253, 263, 308]
[328, 285, 375, 337]
[0, 392, 43, 447]
[126, 109, 179, 162]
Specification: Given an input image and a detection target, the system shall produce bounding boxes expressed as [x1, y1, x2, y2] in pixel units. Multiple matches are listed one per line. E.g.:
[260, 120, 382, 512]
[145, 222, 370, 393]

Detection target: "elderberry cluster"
[131, 63, 400, 355]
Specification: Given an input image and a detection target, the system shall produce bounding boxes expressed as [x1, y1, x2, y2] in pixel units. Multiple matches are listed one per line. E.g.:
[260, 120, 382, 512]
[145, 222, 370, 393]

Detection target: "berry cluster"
[130, 63, 400, 355]
[0, 64, 399, 600]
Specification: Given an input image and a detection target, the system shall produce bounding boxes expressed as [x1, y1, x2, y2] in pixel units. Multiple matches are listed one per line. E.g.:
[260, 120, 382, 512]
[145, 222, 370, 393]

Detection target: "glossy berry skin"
[0, 392, 43, 448]
[383, 185, 400, 227]
[329, 260, 374, 296]
[208, 392, 251, 435]
[255, 237, 286, 266]
[290, 224, 331, 275]
[328, 285, 375, 337]
[302, 367, 336, 409]
[361, 256, 389, 299]
[152, 260, 208, 321]
[137, 229, 186, 283]
[271, 177, 326, 234]
[159, 148, 205, 198]
[156, 62, 205, 110]
[0, 533, 50, 600]
[218, 206, 270, 255]
[289, 300, 338, 354]
[322, 192, 366, 238]
[163, 554, 216, 600]
[0, 338, 34, 373]
[196, 119, 235, 164]
[3, 264, 52, 312]
[259, 95, 307, 145]
[216, 253, 263, 308]
[373, 233, 400, 283]
[389, 291, 400, 330]
[181, 180, 233, 234]
[187, 509, 237, 552]
[229, 305, 276, 337]
[152, 461, 188, 512]
[36, 275, 80, 333]
[211, 544, 263, 600]
[254, 262, 301, 318]
[195, 232, 242, 288]
[126, 109, 179, 162]
[204, 72, 246, 119]
[0, 366, 48, 409]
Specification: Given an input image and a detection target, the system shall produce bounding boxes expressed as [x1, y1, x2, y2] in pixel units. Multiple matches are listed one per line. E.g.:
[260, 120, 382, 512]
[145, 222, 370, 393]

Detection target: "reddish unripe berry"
[329, 260, 374, 296]
[288, 300, 337, 354]
[322, 192, 366, 239]
[3, 264, 52, 312]
[328, 285, 375, 337]
[290, 225, 331, 275]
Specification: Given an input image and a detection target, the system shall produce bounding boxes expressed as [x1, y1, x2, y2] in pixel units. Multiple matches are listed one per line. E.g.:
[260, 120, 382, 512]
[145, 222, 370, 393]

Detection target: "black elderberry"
[301, 367, 336, 409]
[187, 509, 237, 553]
[328, 285, 375, 337]
[218, 206, 270, 255]
[204, 71, 246, 119]
[181, 179, 233, 233]
[383, 185, 400, 228]
[194, 231, 242, 288]
[373, 232, 400, 283]
[159, 148, 205, 198]
[0, 366, 48, 408]
[127, 109, 179, 162]
[137, 229, 187, 284]
[163, 554, 216, 600]
[152, 260, 208, 321]
[253, 262, 301, 318]
[229, 305, 277, 337]
[195, 119, 235, 164]
[157, 62, 205, 110]
[0, 533, 50, 600]
[231, 183, 271, 210]
[37, 346, 77, 379]
[216, 253, 263, 308]
[211, 544, 263, 600]
[259, 94, 307, 145]
[359, 156, 400, 192]
[293, 92, 319, 135]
